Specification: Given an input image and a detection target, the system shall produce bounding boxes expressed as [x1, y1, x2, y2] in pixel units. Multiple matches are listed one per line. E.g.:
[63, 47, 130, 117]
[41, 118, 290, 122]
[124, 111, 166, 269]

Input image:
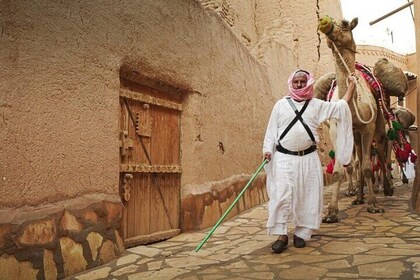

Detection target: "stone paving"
[68, 180, 420, 280]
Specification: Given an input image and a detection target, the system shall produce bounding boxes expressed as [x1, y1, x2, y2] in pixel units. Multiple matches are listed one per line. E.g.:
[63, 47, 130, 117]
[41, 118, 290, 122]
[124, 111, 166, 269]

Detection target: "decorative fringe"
[387, 129, 397, 141]
[392, 121, 402, 131]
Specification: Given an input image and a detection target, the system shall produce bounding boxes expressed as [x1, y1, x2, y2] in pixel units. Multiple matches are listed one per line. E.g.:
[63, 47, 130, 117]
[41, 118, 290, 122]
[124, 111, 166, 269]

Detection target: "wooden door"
[119, 80, 181, 247]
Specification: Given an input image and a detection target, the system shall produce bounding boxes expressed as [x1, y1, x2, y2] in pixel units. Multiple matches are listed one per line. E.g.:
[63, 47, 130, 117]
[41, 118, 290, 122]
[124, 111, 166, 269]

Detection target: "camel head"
[318, 16, 358, 54]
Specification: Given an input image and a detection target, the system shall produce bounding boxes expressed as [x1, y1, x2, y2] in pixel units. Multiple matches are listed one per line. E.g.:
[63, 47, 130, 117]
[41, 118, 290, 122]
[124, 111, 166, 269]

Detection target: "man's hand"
[343, 74, 356, 103]
[348, 73, 357, 87]
[264, 152, 272, 162]
[347, 74, 356, 86]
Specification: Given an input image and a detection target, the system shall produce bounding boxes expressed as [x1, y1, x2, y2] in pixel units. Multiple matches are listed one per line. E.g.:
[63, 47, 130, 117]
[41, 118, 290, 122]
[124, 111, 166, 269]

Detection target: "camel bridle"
[326, 24, 357, 54]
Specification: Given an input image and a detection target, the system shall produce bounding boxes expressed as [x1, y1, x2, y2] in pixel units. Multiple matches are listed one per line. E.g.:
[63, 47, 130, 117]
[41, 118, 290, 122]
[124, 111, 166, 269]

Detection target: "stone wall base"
[0, 194, 124, 279]
[181, 173, 268, 231]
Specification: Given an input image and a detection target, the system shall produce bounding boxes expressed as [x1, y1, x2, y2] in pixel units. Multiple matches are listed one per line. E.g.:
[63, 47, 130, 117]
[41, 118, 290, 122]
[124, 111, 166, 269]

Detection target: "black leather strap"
[276, 143, 317, 156]
[279, 97, 315, 143]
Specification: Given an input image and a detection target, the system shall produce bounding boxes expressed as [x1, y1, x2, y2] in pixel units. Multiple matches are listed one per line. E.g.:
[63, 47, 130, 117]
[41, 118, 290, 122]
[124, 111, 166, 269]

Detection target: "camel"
[317, 16, 395, 222]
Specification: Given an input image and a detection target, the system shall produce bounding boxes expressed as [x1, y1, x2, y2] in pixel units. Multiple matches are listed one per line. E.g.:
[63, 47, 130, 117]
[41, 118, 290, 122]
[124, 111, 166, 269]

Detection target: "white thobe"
[263, 97, 353, 235]
[402, 154, 416, 179]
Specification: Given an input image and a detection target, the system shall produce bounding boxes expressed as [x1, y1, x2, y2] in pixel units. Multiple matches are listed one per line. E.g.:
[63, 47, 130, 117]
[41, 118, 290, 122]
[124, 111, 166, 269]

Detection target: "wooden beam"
[120, 164, 182, 173]
[369, 2, 413, 26]
[120, 89, 182, 111]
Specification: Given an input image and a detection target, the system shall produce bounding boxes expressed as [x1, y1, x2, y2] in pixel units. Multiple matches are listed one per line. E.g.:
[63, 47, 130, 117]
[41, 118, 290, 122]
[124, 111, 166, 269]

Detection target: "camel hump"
[314, 72, 336, 101]
[395, 107, 416, 129]
[373, 58, 408, 98]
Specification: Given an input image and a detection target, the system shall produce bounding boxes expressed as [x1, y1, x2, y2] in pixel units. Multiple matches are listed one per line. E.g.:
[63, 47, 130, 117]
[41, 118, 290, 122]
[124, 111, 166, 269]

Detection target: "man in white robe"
[262, 70, 355, 253]
[402, 152, 416, 180]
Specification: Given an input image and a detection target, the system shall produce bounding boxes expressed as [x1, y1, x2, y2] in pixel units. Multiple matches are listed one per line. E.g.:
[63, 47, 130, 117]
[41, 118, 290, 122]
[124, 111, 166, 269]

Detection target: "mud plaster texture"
[1, 0, 341, 208]
[8, 0, 420, 278]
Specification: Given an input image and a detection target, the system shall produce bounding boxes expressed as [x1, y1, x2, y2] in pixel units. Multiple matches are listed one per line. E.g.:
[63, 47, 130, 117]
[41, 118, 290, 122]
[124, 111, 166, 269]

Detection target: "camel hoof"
[352, 199, 364, 205]
[322, 215, 339, 223]
[345, 190, 356, 197]
[367, 207, 384, 214]
[383, 187, 394, 197]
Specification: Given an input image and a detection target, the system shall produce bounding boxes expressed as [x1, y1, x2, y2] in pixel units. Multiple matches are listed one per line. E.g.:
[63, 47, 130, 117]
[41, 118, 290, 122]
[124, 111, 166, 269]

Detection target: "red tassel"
[400, 150, 410, 162]
[326, 159, 335, 174]
[404, 143, 412, 152]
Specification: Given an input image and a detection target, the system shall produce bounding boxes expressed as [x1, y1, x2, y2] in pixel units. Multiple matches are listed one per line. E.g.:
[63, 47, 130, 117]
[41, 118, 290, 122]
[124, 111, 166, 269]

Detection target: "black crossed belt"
[276, 143, 317, 156]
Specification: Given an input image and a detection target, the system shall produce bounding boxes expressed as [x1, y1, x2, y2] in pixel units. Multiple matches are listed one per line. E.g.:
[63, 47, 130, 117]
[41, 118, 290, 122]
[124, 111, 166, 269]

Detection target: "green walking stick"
[195, 159, 269, 252]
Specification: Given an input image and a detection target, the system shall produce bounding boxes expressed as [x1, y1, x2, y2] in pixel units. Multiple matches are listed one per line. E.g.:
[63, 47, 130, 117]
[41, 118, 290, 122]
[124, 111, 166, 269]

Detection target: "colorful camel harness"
[325, 63, 417, 166]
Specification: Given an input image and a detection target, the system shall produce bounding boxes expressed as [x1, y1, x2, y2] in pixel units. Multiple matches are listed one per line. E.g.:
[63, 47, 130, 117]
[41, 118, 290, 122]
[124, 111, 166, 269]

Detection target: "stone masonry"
[0, 194, 124, 279]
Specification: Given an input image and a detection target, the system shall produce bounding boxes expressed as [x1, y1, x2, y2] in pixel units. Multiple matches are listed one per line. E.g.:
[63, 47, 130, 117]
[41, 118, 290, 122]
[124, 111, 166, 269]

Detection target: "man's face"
[292, 72, 308, 89]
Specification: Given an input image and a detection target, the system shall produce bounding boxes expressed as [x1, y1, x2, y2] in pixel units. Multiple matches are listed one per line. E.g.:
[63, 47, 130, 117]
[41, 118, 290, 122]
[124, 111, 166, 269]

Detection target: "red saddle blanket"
[326, 62, 386, 102]
[355, 62, 382, 98]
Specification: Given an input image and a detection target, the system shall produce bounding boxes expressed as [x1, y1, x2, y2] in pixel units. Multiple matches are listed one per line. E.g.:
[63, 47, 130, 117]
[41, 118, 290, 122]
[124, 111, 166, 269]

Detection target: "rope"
[331, 42, 375, 124]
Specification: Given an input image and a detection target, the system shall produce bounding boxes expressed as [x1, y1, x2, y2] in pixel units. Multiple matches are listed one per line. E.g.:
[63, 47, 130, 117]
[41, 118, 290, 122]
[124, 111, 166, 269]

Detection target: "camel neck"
[334, 50, 355, 98]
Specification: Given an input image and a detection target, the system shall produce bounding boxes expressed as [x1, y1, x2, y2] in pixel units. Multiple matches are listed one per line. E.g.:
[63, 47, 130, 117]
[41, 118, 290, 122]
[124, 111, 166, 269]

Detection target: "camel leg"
[323, 164, 345, 223]
[352, 133, 364, 205]
[375, 111, 394, 196]
[352, 166, 365, 205]
[345, 163, 357, 196]
[361, 134, 384, 214]
[323, 120, 343, 223]
[354, 157, 360, 182]
[353, 156, 362, 193]
[376, 136, 394, 196]
[372, 156, 380, 194]
[366, 176, 384, 213]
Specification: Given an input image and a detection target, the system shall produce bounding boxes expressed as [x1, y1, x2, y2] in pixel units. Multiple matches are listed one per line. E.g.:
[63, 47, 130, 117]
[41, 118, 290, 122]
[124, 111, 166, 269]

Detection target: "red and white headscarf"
[287, 70, 315, 102]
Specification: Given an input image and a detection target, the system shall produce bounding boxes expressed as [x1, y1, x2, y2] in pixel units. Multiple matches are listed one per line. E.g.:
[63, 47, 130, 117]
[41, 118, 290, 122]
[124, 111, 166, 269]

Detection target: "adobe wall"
[0, 0, 344, 277]
[1, 0, 342, 210]
[356, 45, 408, 69]
[0, 0, 307, 206]
[182, 0, 341, 188]
[407, 53, 418, 126]
[2, 1, 121, 207]
[413, 0, 420, 212]
[181, 0, 343, 230]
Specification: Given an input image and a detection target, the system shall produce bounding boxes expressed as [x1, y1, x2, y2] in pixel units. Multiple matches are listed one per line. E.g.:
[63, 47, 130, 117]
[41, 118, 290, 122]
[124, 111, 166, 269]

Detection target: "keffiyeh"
[287, 70, 315, 101]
